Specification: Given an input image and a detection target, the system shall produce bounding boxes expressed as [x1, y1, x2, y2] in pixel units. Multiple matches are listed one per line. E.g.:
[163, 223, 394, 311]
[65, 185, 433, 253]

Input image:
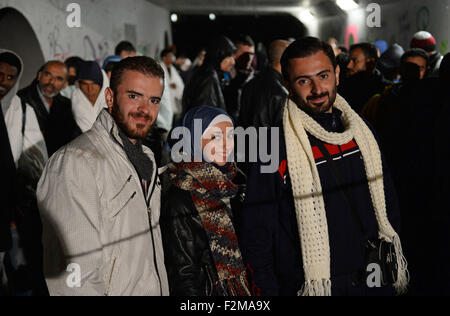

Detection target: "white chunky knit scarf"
[283, 94, 409, 296]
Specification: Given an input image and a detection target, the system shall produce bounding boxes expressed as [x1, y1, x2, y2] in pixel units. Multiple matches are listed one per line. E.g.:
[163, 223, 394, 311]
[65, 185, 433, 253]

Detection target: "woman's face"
[220, 56, 235, 72]
[201, 121, 234, 166]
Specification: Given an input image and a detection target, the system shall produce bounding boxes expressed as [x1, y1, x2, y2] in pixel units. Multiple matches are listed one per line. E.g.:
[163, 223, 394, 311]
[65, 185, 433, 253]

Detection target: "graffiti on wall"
[83, 35, 110, 65]
[48, 26, 71, 61]
[416, 6, 430, 31]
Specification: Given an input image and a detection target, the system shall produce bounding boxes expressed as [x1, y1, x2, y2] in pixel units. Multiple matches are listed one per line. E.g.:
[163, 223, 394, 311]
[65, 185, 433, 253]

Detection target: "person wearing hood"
[181, 36, 236, 118]
[410, 31, 443, 78]
[377, 44, 405, 83]
[71, 61, 109, 133]
[161, 106, 252, 296]
[0, 50, 48, 296]
[18, 61, 82, 156]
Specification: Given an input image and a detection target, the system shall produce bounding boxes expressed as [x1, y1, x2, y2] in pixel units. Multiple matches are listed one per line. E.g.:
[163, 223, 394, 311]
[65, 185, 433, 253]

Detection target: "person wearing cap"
[161, 106, 252, 296]
[0, 50, 48, 296]
[102, 55, 122, 80]
[71, 61, 109, 132]
[182, 35, 237, 117]
[410, 31, 443, 78]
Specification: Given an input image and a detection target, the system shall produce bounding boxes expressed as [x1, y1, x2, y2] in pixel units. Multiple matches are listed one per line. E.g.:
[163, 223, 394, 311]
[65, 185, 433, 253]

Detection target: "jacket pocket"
[105, 257, 117, 296]
[109, 176, 137, 218]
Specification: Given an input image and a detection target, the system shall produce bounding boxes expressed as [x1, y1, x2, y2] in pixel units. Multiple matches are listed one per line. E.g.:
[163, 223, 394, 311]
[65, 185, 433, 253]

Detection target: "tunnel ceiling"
[147, 0, 336, 15]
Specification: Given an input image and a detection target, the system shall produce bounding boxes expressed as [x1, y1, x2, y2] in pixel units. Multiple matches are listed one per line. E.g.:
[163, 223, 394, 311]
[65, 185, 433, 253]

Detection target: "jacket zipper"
[105, 257, 117, 296]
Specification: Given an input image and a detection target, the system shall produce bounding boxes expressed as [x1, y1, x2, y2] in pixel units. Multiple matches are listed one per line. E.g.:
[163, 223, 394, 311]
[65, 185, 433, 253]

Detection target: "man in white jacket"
[37, 56, 169, 296]
[0, 49, 48, 295]
[71, 61, 109, 133]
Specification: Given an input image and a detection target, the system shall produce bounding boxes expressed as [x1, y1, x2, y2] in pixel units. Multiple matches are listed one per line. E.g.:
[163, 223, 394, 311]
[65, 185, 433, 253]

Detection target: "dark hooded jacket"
[238, 67, 288, 128]
[181, 36, 236, 116]
[18, 80, 82, 156]
[0, 101, 16, 252]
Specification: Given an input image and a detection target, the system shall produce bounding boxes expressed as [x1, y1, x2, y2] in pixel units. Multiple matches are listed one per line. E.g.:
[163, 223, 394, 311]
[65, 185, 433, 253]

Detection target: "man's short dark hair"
[281, 37, 337, 80]
[110, 56, 165, 94]
[115, 41, 136, 56]
[350, 43, 379, 61]
[65, 56, 84, 70]
[160, 49, 174, 59]
[401, 48, 429, 68]
[234, 35, 255, 48]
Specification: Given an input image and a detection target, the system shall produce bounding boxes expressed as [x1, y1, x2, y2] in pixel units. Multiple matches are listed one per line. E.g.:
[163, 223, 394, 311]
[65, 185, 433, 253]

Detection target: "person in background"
[102, 55, 122, 80]
[60, 56, 84, 99]
[115, 40, 137, 59]
[410, 31, 443, 78]
[18, 61, 81, 156]
[161, 49, 185, 122]
[377, 44, 405, 83]
[239, 39, 290, 129]
[182, 36, 236, 116]
[161, 106, 251, 296]
[0, 50, 48, 296]
[71, 61, 109, 132]
[224, 35, 256, 122]
[339, 42, 387, 113]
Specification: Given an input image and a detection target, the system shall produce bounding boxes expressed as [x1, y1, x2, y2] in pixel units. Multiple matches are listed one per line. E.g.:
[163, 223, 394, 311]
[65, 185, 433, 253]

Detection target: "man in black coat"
[239, 37, 402, 296]
[238, 40, 290, 129]
[338, 43, 387, 113]
[18, 61, 81, 156]
[181, 36, 236, 117]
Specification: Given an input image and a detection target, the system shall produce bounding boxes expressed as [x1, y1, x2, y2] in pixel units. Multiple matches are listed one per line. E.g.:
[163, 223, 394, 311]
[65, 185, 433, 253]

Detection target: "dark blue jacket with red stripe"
[238, 109, 401, 296]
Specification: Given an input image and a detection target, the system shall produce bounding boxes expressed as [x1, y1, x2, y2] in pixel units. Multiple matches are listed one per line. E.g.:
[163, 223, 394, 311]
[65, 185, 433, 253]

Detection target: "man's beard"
[294, 85, 337, 115]
[112, 100, 153, 141]
[39, 83, 58, 99]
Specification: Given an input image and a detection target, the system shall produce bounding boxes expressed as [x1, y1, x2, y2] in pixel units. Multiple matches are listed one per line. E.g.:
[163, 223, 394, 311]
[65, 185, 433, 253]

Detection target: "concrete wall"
[0, 0, 172, 63]
[307, 0, 450, 55]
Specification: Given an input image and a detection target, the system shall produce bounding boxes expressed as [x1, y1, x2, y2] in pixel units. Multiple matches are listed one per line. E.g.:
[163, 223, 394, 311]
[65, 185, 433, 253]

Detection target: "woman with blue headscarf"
[160, 106, 252, 296]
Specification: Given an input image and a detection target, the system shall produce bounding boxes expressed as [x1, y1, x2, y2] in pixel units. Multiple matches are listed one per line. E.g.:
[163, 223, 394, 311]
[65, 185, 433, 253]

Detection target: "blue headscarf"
[102, 55, 122, 70]
[168, 106, 234, 166]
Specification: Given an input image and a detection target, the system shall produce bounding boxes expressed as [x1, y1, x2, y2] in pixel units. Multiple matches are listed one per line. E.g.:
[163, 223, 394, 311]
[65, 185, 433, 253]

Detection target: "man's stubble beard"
[112, 100, 154, 141]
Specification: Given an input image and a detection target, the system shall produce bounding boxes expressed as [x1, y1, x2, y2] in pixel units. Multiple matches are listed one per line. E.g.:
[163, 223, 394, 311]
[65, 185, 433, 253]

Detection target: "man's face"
[0, 61, 18, 100]
[78, 80, 102, 105]
[162, 52, 174, 67]
[285, 50, 340, 115]
[404, 56, 428, 79]
[106, 70, 163, 144]
[220, 56, 235, 72]
[235, 44, 255, 60]
[347, 47, 371, 76]
[38, 63, 68, 99]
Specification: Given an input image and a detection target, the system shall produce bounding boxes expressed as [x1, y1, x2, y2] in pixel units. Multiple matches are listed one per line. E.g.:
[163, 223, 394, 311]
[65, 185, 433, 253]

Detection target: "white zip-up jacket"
[37, 109, 169, 296]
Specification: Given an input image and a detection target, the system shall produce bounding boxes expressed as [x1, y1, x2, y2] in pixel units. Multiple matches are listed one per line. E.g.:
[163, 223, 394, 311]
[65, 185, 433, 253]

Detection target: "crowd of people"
[0, 28, 449, 296]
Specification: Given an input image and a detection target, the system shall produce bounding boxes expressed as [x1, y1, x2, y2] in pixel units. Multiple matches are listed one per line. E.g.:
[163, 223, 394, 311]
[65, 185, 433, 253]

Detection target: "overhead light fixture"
[298, 8, 315, 23]
[336, 0, 359, 11]
[171, 13, 178, 23]
[209, 13, 216, 21]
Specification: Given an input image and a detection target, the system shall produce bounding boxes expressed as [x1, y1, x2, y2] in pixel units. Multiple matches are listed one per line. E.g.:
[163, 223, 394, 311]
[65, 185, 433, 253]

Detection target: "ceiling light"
[298, 8, 315, 23]
[336, 0, 359, 11]
[209, 13, 216, 21]
[171, 14, 178, 23]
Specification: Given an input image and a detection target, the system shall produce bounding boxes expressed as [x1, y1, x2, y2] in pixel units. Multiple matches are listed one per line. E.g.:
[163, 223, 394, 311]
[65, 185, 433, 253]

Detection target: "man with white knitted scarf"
[239, 37, 408, 296]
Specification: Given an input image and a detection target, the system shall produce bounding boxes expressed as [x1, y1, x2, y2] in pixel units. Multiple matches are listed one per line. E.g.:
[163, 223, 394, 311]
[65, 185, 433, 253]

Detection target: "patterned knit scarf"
[168, 162, 251, 296]
[283, 94, 409, 296]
